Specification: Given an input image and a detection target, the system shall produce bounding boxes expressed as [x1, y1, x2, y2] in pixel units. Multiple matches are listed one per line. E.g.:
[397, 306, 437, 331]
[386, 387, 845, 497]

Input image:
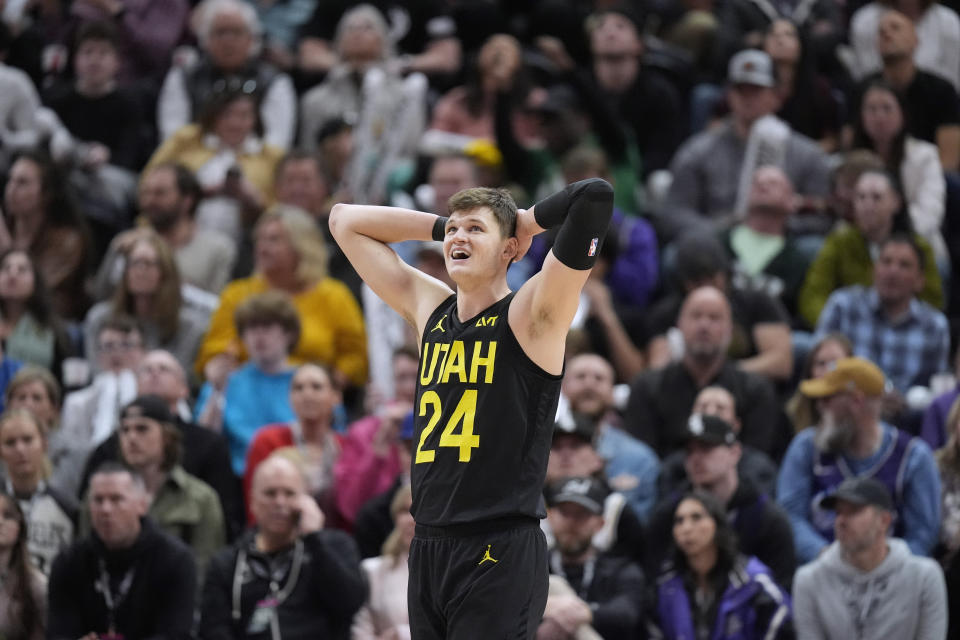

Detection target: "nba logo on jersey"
[588, 238, 598, 257]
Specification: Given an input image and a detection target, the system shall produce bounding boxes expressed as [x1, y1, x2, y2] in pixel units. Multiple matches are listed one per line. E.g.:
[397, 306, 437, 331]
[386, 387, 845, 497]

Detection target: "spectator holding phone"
[199, 454, 366, 639]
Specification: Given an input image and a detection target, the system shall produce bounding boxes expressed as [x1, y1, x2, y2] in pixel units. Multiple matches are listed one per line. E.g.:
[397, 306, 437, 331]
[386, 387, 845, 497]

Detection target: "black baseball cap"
[821, 477, 894, 512]
[120, 395, 176, 425]
[552, 414, 597, 445]
[548, 476, 609, 515]
[684, 414, 737, 447]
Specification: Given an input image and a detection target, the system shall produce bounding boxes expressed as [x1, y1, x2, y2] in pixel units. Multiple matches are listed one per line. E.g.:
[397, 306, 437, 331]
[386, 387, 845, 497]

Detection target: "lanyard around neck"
[96, 557, 136, 634]
[550, 550, 596, 601]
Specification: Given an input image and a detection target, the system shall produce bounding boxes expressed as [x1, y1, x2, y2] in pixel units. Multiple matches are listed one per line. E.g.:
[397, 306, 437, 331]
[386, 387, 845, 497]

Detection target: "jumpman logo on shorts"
[430, 314, 447, 333]
[478, 544, 499, 566]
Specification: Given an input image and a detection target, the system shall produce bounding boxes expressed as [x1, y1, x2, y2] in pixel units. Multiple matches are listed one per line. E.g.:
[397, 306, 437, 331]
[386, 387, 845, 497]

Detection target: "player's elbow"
[581, 177, 614, 196]
[328, 202, 349, 238]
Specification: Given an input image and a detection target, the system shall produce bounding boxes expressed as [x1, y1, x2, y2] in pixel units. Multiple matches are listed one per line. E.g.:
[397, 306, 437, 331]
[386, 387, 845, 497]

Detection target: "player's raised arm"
[510, 178, 614, 372]
[328, 203, 453, 331]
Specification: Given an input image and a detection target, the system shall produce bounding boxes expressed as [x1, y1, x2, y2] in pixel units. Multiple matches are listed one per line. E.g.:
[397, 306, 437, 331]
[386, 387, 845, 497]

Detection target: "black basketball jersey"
[411, 292, 562, 526]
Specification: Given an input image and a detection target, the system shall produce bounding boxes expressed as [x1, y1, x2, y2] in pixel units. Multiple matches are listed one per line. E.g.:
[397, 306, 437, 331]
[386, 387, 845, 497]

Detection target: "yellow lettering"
[474, 315, 499, 328]
[469, 341, 497, 384]
[440, 341, 467, 383]
[419, 343, 440, 385]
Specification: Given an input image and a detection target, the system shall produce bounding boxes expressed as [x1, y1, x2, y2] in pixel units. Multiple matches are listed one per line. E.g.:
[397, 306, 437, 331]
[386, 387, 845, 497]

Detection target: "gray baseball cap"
[728, 49, 776, 88]
[821, 477, 894, 512]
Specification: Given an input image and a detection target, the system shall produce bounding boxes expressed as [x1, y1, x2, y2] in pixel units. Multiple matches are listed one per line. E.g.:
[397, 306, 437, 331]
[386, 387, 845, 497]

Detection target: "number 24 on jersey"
[415, 390, 479, 463]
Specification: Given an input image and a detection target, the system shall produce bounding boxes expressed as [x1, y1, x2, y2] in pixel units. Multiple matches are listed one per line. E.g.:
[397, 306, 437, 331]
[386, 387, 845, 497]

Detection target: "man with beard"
[94, 163, 237, 297]
[559, 353, 659, 520]
[539, 476, 645, 640]
[624, 285, 782, 458]
[777, 356, 941, 563]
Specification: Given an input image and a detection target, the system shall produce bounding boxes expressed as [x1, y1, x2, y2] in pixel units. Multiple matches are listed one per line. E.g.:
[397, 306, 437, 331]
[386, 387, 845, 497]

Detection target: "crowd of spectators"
[1, 0, 960, 637]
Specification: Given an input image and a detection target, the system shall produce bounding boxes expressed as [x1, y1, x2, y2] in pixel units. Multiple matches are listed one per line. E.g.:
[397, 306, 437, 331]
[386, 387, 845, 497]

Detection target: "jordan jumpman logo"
[478, 544, 499, 566]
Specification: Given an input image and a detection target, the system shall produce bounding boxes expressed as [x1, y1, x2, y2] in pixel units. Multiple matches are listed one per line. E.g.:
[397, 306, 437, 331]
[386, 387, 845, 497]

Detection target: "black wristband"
[432, 216, 448, 242]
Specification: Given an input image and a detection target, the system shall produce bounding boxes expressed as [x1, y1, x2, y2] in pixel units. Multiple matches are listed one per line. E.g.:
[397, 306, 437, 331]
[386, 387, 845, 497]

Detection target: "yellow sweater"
[144, 124, 283, 202]
[195, 275, 368, 386]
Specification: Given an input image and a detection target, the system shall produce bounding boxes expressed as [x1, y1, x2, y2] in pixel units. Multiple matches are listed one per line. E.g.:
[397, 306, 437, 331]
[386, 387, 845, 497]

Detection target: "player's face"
[549, 502, 603, 556]
[562, 355, 615, 418]
[443, 207, 513, 284]
[672, 497, 717, 558]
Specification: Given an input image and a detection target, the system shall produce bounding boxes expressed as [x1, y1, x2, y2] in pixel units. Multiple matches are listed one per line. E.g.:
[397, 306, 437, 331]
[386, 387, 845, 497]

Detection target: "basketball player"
[329, 179, 613, 638]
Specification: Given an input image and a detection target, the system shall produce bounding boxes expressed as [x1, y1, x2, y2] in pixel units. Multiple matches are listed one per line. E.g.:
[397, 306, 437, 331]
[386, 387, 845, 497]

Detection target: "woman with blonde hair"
[3, 367, 82, 498]
[83, 230, 208, 371]
[196, 205, 367, 391]
[351, 485, 413, 639]
[0, 409, 75, 576]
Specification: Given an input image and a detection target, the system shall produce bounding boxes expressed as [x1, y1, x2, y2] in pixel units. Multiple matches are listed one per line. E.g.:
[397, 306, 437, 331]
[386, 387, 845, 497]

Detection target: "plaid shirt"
[815, 286, 949, 392]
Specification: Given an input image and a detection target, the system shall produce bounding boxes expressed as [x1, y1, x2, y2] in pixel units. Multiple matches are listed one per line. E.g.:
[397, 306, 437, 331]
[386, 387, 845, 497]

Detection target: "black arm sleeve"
[533, 178, 614, 270]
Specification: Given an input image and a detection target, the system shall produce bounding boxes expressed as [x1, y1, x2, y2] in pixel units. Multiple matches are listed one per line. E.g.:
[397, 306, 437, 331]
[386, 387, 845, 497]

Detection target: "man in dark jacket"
[540, 476, 646, 639]
[199, 455, 366, 639]
[47, 462, 197, 639]
[645, 414, 796, 588]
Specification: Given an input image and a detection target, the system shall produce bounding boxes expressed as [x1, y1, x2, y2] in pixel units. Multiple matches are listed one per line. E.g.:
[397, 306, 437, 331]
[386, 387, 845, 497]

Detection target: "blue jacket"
[655, 556, 792, 640]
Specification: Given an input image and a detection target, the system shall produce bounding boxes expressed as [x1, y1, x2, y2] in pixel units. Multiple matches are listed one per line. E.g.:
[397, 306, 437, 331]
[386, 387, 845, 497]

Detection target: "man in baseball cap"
[659, 46, 831, 240]
[777, 355, 941, 563]
[541, 476, 644, 638]
[798, 356, 886, 399]
[645, 413, 796, 587]
[793, 476, 947, 639]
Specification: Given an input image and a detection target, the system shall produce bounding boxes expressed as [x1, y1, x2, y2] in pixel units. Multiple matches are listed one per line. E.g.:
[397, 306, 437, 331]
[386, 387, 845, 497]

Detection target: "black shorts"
[408, 517, 548, 640]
